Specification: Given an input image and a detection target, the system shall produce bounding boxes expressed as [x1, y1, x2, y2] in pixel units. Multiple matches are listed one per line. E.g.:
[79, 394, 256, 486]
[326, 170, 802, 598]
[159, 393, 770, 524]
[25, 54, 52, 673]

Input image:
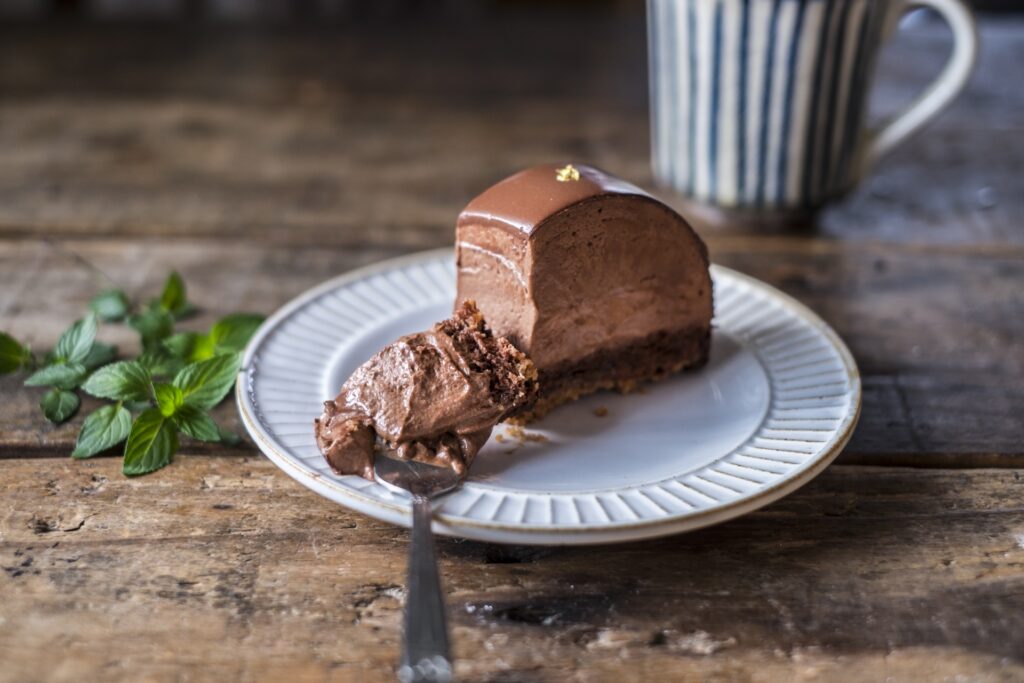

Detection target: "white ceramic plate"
[238, 249, 860, 545]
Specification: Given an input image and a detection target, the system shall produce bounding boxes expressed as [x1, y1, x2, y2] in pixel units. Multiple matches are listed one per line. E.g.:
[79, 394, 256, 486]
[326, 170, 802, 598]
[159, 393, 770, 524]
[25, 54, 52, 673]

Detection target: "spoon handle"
[399, 495, 452, 683]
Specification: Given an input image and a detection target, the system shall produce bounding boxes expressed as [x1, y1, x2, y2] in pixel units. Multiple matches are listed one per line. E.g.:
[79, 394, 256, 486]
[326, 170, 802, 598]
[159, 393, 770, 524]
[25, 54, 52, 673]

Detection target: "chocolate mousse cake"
[456, 164, 712, 419]
[315, 301, 538, 480]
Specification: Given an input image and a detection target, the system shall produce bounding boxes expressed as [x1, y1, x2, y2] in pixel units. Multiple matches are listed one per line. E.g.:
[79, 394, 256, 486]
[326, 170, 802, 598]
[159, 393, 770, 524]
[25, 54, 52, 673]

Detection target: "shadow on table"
[437, 467, 1020, 659]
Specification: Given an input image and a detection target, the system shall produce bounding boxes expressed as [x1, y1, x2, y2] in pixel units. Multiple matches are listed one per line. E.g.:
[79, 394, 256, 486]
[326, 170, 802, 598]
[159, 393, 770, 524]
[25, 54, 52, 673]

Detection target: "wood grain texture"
[1, 456, 1023, 683]
[0, 16, 1020, 248]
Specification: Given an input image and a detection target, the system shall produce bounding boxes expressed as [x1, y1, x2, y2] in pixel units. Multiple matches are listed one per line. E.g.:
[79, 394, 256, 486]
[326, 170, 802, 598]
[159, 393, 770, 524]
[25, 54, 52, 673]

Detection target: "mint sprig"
[82, 342, 118, 370]
[73, 403, 132, 459]
[25, 363, 88, 391]
[1, 272, 264, 474]
[173, 404, 220, 442]
[90, 290, 131, 322]
[127, 307, 175, 351]
[41, 388, 80, 424]
[123, 408, 179, 476]
[20, 313, 108, 420]
[55, 314, 98, 365]
[172, 353, 242, 410]
[0, 332, 32, 373]
[159, 272, 188, 316]
[154, 383, 184, 417]
[82, 360, 153, 402]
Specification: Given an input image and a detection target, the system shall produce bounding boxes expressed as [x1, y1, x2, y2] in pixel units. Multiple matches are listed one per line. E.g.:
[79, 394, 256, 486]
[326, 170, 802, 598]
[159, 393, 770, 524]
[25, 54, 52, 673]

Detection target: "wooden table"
[2, 9, 1022, 682]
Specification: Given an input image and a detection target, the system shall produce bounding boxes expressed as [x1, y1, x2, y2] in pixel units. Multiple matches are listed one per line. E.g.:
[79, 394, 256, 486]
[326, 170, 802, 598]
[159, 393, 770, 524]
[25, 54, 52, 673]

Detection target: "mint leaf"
[218, 426, 242, 446]
[54, 314, 98, 364]
[162, 332, 199, 359]
[138, 347, 184, 378]
[174, 314, 264, 363]
[0, 332, 31, 374]
[25, 362, 87, 390]
[176, 302, 199, 320]
[159, 272, 188, 316]
[187, 334, 217, 362]
[128, 307, 174, 349]
[172, 353, 241, 410]
[123, 408, 178, 476]
[172, 404, 220, 442]
[72, 403, 132, 458]
[208, 313, 264, 354]
[81, 342, 118, 370]
[90, 290, 130, 322]
[137, 348, 167, 370]
[82, 360, 152, 401]
[40, 388, 80, 424]
[153, 383, 184, 417]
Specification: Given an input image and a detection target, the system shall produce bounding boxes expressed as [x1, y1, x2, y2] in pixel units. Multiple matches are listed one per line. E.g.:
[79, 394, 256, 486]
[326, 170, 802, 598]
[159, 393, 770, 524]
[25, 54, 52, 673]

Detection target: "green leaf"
[90, 290, 130, 322]
[153, 383, 184, 417]
[72, 404, 132, 458]
[159, 272, 187, 316]
[172, 353, 241, 410]
[172, 404, 220, 442]
[138, 348, 168, 370]
[137, 347, 184, 378]
[123, 400, 152, 413]
[208, 313, 264, 354]
[187, 334, 217, 362]
[177, 314, 265, 363]
[40, 388, 80, 424]
[122, 408, 178, 476]
[175, 302, 199, 320]
[217, 426, 242, 446]
[55, 314, 98, 364]
[163, 332, 199, 359]
[0, 332, 31, 374]
[128, 307, 175, 349]
[24, 362, 87, 390]
[81, 341, 118, 370]
[81, 360, 152, 401]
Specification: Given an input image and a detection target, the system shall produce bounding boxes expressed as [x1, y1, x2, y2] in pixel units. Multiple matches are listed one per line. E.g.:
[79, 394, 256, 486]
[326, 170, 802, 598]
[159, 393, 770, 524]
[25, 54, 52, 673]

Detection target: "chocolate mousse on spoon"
[314, 301, 538, 480]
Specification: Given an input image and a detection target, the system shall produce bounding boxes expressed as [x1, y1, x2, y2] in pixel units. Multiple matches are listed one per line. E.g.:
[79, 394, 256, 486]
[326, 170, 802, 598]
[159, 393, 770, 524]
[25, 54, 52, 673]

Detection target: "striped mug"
[647, 0, 977, 224]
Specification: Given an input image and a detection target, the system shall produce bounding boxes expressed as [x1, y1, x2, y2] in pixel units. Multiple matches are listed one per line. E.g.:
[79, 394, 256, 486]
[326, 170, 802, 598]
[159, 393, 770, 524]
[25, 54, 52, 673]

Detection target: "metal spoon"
[375, 454, 462, 683]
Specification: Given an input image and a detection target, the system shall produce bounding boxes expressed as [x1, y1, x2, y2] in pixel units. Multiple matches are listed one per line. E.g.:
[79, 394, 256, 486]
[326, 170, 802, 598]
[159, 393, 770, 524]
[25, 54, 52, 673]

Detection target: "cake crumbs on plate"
[593, 406, 609, 418]
[504, 425, 549, 444]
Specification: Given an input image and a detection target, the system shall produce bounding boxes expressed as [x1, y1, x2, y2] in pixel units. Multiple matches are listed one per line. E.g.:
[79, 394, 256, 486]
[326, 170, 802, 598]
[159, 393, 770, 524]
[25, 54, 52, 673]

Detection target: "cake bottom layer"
[510, 325, 712, 423]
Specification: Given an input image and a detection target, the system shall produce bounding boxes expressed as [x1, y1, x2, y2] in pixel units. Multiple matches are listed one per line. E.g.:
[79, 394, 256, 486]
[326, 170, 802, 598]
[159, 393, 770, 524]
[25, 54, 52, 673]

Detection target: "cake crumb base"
[507, 359, 694, 424]
[508, 327, 710, 424]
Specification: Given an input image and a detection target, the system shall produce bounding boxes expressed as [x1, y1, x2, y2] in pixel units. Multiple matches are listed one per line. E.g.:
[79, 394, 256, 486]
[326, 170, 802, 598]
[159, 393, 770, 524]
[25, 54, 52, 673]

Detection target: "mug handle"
[862, 0, 978, 174]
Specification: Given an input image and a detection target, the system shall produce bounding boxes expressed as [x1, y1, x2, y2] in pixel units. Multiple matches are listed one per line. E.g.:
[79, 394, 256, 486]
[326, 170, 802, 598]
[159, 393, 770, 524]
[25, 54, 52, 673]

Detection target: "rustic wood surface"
[0, 8, 1022, 682]
[3, 458, 1024, 683]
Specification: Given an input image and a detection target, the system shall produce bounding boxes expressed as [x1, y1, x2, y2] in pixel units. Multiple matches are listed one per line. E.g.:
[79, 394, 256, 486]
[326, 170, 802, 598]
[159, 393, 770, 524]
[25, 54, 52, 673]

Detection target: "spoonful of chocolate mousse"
[314, 301, 538, 480]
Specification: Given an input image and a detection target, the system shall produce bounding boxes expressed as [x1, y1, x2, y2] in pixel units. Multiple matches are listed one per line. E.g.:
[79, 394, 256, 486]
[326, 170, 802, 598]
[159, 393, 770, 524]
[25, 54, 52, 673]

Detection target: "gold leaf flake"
[556, 164, 580, 182]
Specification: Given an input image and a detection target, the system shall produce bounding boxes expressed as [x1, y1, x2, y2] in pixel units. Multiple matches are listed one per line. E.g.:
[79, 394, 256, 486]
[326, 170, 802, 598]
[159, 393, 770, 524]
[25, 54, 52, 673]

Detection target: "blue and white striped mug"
[647, 0, 977, 221]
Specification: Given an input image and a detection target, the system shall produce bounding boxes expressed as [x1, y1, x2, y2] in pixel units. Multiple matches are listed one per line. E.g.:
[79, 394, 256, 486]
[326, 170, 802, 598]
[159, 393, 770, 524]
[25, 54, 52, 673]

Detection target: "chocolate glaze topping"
[457, 164, 653, 234]
[314, 302, 537, 480]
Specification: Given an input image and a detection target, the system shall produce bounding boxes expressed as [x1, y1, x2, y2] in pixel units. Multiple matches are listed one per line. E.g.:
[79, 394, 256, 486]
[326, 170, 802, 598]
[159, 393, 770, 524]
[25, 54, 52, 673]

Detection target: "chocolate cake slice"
[314, 301, 538, 480]
[456, 164, 712, 419]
